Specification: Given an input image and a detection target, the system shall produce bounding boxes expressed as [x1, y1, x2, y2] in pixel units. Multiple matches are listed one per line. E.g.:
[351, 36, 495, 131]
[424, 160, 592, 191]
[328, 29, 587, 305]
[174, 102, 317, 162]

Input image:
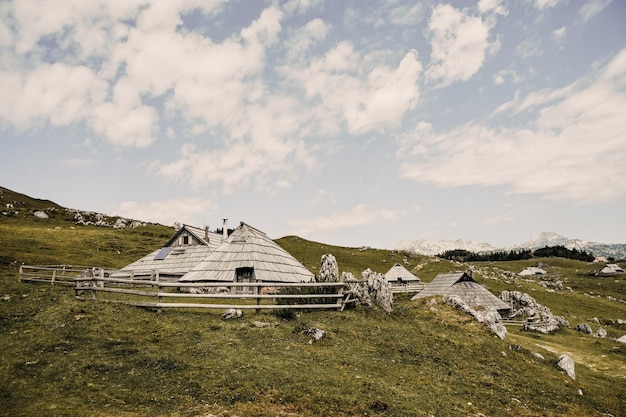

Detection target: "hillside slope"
[0, 187, 625, 417]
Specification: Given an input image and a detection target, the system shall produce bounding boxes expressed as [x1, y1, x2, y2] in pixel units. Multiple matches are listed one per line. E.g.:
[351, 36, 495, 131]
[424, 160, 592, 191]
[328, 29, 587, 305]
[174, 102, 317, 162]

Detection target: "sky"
[1, 0, 625, 249]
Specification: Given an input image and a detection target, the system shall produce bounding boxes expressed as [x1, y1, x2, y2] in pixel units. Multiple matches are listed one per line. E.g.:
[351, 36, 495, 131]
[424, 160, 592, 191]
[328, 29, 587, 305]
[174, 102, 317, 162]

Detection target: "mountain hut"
[411, 271, 510, 316]
[178, 222, 315, 292]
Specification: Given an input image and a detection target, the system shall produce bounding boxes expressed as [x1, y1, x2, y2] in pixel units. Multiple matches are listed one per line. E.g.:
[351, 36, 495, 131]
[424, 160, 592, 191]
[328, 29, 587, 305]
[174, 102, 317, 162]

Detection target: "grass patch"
[1, 188, 626, 416]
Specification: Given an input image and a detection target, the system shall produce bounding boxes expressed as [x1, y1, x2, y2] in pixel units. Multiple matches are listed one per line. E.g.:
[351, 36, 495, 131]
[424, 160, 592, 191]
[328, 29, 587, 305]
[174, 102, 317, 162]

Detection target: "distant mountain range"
[394, 232, 626, 259]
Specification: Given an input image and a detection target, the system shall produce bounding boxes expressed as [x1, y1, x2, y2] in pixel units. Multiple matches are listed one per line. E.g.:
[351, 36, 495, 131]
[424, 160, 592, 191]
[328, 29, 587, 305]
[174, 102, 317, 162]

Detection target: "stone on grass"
[34, 211, 48, 219]
[557, 354, 576, 379]
[222, 309, 242, 320]
[445, 295, 507, 340]
[594, 328, 607, 338]
[500, 290, 569, 333]
[305, 327, 326, 341]
[575, 323, 593, 335]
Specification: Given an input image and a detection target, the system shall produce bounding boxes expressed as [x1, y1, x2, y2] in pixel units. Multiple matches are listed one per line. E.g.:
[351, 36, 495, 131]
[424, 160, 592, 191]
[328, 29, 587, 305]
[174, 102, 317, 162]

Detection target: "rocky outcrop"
[500, 290, 569, 333]
[66, 208, 146, 229]
[575, 323, 593, 335]
[362, 269, 393, 314]
[318, 254, 339, 282]
[594, 328, 607, 338]
[342, 269, 393, 313]
[445, 295, 507, 339]
[33, 210, 49, 219]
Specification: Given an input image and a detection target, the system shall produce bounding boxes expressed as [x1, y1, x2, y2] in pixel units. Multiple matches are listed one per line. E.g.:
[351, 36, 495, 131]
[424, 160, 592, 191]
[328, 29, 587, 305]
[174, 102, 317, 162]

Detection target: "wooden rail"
[19, 265, 369, 312]
[71, 271, 351, 312]
[19, 265, 94, 285]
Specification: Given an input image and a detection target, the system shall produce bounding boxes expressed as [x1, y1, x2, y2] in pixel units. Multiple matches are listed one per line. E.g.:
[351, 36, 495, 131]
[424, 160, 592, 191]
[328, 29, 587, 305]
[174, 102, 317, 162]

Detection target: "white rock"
[222, 309, 242, 320]
[34, 211, 48, 219]
[557, 354, 576, 379]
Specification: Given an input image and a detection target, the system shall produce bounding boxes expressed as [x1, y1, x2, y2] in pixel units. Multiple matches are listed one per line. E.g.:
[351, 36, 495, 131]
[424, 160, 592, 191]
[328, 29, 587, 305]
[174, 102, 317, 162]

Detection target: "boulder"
[617, 335, 626, 344]
[594, 328, 607, 338]
[362, 268, 393, 314]
[318, 254, 339, 282]
[557, 354, 576, 379]
[500, 290, 568, 333]
[305, 327, 326, 340]
[575, 323, 593, 335]
[445, 295, 507, 340]
[222, 309, 242, 320]
[33, 211, 48, 219]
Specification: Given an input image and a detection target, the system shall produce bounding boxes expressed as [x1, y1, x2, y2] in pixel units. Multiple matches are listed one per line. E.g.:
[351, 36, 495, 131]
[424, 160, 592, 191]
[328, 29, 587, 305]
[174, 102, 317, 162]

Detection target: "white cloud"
[113, 196, 216, 227]
[89, 101, 158, 148]
[577, 0, 613, 23]
[493, 69, 524, 85]
[284, 18, 330, 62]
[0, 63, 107, 130]
[289, 204, 403, 236]
[283, 0, 323, 16]
[533, 0, 563, 10]
[426, 4, 499, 87]
[478, 0, 507, 15]
[399, 50, 626, 203]
[552, 26, 567, 43]
[281, 42, 422, 134]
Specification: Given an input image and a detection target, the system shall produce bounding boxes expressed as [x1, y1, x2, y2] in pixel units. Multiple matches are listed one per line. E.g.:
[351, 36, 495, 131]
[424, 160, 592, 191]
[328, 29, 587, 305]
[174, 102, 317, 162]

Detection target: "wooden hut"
[384, 263, 421, 292]
[119, 224, 223, 280]
[411, 271, 510, 316]
[178, 222, 315, 291]
[384, 263, 420, 284]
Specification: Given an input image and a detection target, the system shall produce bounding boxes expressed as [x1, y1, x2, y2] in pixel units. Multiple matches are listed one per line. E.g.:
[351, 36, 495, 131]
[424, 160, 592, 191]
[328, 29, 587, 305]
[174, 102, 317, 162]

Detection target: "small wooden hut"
[411, 271, 510, 316]
[384, 263, 420, 285]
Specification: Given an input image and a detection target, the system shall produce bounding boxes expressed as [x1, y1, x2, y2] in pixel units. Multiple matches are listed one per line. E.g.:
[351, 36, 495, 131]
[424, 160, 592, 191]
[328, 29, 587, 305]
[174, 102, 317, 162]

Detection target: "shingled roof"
[179, 222, 315, 283]
[411, 271, 510, 314]
[119, 224, 223, 277]
[384, 263, 420, 283]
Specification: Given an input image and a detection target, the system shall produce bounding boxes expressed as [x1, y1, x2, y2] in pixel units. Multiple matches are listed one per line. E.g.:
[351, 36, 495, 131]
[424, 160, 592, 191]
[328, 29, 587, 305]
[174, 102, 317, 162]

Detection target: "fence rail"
[75, 274, 348, 311]
[20, 265, 353, 312]
[19, 265, 94, 285]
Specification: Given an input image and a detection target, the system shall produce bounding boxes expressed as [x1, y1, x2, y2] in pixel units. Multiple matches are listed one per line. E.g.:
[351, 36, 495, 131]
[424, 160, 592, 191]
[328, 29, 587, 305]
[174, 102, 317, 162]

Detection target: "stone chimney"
[204, 226, 209, 242]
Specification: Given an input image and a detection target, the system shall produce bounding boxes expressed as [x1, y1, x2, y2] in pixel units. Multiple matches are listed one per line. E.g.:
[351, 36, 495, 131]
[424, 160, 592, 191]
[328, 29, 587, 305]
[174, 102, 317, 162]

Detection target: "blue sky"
[1, 0, 625, 249]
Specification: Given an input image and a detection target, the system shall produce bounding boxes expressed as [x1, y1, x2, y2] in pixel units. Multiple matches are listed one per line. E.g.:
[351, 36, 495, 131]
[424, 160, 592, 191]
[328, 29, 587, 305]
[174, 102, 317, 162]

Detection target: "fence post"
[156, 270, 162, 314]
[51, 269, 56, 286]
[337, 283, 344, 311]
[255, 282, 261, 314]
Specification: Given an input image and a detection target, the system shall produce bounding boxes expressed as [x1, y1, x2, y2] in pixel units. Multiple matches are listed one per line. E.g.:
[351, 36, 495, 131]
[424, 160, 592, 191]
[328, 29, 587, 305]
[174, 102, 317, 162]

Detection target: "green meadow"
[1, 187, 624, 416]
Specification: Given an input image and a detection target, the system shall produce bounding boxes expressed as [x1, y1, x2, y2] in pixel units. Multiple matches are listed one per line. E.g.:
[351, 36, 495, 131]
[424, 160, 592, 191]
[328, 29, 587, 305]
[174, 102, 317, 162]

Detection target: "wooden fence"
[19, 265, 94, 285]
[20, 265, 353, 312]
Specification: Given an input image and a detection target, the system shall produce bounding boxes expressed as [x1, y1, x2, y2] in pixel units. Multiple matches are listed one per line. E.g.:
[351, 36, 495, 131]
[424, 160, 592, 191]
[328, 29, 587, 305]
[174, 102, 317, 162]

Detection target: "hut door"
[235, 267, 254, 294]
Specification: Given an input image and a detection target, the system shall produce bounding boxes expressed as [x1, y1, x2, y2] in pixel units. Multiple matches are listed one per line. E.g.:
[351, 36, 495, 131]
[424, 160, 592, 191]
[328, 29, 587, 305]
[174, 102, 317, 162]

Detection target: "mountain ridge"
[395, 231, 626, 259]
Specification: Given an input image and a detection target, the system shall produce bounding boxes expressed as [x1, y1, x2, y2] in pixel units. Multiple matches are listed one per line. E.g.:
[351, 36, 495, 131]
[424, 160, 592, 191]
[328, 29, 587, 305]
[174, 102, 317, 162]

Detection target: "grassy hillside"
[1, 187, 625, 416]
